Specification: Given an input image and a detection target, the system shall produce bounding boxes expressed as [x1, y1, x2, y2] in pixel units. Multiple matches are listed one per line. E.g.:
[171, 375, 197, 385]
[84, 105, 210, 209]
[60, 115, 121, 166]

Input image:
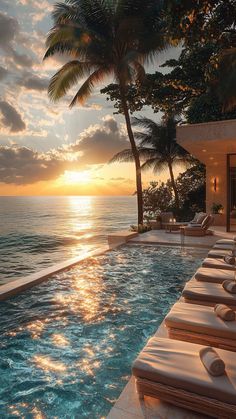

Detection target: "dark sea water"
[0, 196, 137, 284]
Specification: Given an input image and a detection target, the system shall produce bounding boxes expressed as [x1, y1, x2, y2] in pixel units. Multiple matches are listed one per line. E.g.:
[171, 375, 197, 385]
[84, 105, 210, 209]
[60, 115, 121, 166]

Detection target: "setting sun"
[61, 170, 91, 185]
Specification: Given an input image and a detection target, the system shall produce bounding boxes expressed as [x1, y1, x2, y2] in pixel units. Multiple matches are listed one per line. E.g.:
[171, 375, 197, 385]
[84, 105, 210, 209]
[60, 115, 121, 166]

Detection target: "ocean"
[0, 196, 137, 284]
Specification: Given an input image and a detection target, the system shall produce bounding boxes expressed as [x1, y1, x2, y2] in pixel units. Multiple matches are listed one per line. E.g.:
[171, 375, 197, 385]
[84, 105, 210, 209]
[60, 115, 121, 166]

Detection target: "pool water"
[0, 245, 205, 418]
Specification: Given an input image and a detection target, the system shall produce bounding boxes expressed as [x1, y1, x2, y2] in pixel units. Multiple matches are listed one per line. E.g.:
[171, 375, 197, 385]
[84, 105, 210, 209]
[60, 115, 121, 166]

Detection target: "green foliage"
[143, 163, 206, 221]
[143, 181, 173, 217]
[186, 93, 236, 124]
[211, 203, 224, 214]
[101, 1, 236, 118]
[130, 223, 152, 233]
[45, 0, 169, 106]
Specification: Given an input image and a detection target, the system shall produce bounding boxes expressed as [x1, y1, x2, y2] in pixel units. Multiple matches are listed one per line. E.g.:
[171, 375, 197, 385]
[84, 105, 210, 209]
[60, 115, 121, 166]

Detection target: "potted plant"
[211, 203, 224, 214]
[211, 203, 225, 226]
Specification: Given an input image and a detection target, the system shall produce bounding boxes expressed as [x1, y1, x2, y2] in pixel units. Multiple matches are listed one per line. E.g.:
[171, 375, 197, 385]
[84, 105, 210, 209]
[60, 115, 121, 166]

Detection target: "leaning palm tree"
[111, 116, 191, 209]
[44, 0, 169, 225]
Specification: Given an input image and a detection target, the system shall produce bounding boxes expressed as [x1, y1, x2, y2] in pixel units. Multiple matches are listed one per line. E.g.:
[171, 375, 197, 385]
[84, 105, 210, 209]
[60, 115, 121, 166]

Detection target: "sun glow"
[61, 170, 91, 185]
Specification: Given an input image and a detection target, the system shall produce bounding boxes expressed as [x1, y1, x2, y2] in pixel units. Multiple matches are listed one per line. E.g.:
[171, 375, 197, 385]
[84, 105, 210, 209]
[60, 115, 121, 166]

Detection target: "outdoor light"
[214, 177, 217, 192]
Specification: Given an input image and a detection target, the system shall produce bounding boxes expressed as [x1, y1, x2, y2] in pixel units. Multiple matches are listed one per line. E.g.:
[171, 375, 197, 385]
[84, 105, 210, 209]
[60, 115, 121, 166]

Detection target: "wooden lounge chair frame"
[135, 377, 236, 418]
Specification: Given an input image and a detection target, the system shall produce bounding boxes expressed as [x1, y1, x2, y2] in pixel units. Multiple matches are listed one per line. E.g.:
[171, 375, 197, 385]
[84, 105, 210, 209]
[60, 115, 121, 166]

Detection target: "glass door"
[228, 154, 236, 232]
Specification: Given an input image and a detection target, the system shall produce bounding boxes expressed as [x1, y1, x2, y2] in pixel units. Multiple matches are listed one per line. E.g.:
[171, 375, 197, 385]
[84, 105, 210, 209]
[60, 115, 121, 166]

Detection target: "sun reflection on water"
[8, 404, 45, 419]
[51, 333, 69, 347]
[32, 355, 67, 373]
[54, 260, 108, 323]
[26, 320, 46, 339]
[75, 358, 101, 377]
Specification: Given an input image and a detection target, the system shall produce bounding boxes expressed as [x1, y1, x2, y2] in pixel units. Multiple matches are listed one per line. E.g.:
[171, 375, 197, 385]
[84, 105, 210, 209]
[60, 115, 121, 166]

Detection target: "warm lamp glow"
[213, 177, 217, 192]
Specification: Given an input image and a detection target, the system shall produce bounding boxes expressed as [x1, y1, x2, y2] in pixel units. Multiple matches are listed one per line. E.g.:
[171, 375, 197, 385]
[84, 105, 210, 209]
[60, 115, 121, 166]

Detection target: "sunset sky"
[0, 0, 181, 196]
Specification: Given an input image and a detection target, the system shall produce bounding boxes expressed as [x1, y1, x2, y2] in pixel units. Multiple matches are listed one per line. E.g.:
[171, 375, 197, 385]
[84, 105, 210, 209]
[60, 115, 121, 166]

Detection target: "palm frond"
[46, 25, 87, 49]
[141, 158, 159, 172]
[133, 61, 146, 84]
[69, 65, 111, 107]
[109, 149, 134, 163]
[48, 61, 92, 101]
[52, 2, 79, 25]
[132, 116, 161, 131]
[44, 42, 80, 60]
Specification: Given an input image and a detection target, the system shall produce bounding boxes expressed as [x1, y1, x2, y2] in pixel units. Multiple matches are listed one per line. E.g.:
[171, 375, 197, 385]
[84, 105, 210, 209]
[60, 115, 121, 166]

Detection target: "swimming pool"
[0, 245, 205, 418]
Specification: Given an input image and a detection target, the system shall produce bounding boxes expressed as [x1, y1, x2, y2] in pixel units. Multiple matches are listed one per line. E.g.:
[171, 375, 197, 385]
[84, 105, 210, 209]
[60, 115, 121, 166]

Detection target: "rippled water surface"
[0, 196, 137, 283]
[0, 245, 205, 418]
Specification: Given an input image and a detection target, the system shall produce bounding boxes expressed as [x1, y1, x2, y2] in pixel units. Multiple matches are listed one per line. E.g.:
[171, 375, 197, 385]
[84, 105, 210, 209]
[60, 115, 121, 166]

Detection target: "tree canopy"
[101, 0, 236, 121]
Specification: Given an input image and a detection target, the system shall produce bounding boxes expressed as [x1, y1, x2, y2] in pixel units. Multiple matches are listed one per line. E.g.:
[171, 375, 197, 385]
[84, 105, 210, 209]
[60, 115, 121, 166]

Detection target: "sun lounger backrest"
[202, 215, 214, 230]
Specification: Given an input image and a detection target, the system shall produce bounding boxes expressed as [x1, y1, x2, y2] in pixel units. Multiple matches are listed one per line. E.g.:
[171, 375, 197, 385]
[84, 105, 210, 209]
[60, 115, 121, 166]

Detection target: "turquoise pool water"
[0, 245, 205, 418]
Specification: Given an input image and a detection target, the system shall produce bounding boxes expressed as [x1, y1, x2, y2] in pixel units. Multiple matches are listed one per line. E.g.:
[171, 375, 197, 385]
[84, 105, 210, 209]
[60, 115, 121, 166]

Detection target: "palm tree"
[111, 116, 191, 209]
[44, 0, 168, 225]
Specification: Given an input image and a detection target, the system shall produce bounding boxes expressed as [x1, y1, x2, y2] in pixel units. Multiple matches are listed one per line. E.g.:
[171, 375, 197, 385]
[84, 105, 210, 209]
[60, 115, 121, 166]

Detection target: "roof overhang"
[176, 119, 236, 165]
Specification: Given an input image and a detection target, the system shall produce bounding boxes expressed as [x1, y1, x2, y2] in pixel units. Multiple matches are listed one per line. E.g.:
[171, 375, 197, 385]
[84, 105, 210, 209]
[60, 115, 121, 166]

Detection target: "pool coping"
[0, 245, 112, 302]
[0, 229, 140, 302]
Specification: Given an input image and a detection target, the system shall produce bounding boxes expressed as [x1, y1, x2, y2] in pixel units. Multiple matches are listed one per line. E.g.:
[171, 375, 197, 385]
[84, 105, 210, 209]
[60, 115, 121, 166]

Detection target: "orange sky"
[0, 162, 176, 196]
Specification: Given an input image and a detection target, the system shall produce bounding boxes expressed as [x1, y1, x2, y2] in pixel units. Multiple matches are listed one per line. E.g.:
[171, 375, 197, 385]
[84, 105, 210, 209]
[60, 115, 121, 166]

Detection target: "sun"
[61, 170, 91, 185]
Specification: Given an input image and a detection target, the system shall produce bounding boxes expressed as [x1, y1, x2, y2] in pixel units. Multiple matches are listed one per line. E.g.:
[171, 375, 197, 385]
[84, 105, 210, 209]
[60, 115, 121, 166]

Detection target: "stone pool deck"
[129, 226, 235, 248]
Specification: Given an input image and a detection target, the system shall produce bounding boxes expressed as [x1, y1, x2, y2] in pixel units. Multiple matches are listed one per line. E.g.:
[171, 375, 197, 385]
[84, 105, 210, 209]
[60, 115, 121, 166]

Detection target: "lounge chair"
[213, 243, 235, 250]
[165, 301, 236, 351]
[189, 212, 207, 226]
[182, 214, 214, 237]
[182, 278, 236, 308]
[195, 267, 235, 283]
[215, 238, 236, 245]
[132, 337, 236, 417]
[202, 257, 236, 270]
[208, 249, 232, 259]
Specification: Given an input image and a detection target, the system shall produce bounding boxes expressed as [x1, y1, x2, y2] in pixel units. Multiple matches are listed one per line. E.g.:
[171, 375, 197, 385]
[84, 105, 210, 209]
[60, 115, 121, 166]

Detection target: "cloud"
[0, 12, 19, 47]
[11, 50, 34, 67]
[0, 66, 8, 81]
[0, 101, 26, 132]
[68, 115, 129, 165]
[17, 74, 48, 91]
[0, 145, 77, 185]
[0, 12, 33, 68]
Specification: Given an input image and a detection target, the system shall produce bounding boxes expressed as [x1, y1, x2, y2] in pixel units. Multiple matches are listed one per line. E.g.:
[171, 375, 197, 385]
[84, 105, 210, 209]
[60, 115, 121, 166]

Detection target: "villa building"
[176, 119, 236, 232]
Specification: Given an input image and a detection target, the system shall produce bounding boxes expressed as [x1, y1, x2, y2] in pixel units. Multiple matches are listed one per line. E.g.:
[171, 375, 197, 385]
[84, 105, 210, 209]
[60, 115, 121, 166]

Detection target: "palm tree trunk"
[168, 161, 180, 209]
[119, 87, 143, 225]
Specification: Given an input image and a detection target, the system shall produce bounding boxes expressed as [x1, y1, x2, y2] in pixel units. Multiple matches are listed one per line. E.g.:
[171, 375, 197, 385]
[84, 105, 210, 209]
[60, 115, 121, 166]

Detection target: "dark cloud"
[0, 101, 26, 132]
[17, 74, 48, 91]
[0, 116, 128, 185]
[11, 50, 34, 67]
[0, 146, 76, 185]
[68, 116, 129, 165]
[0, 66, 8, 81]
[0, 12, 33, 68]
[0, 12, 19, 47]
